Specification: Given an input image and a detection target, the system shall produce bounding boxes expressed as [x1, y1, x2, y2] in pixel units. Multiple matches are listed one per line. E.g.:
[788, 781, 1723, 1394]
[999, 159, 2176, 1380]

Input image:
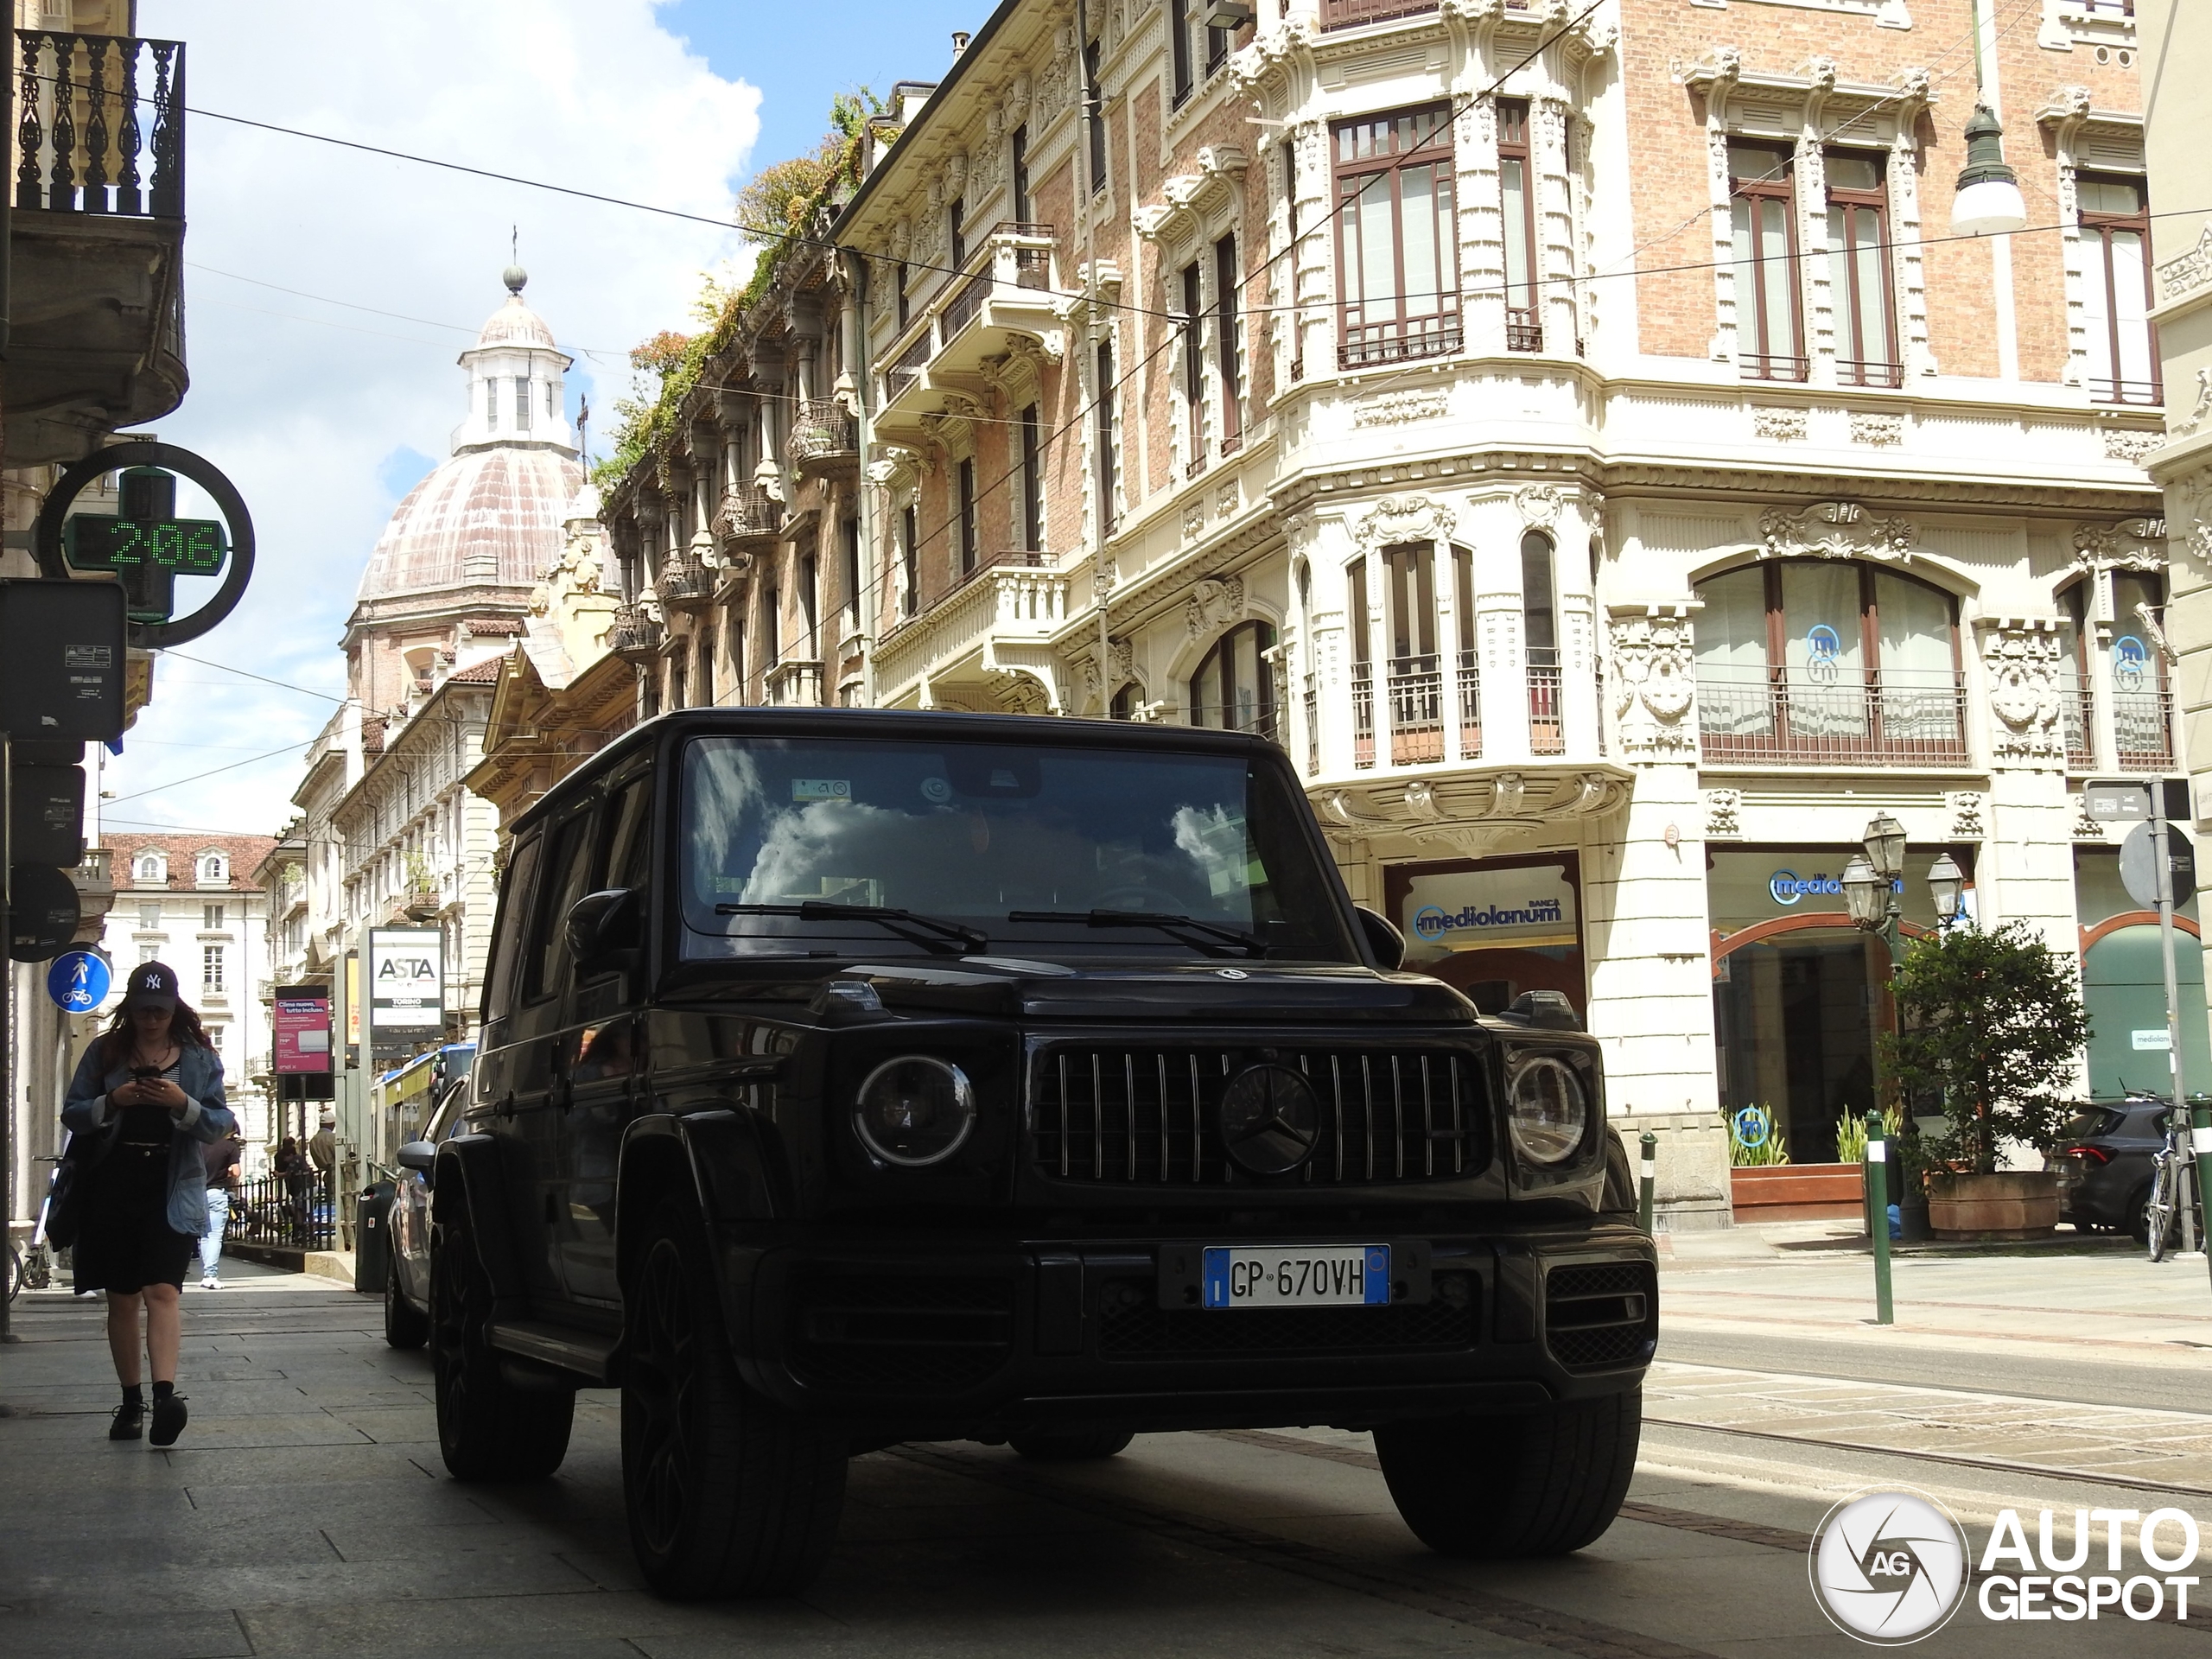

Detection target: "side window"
[602, 772, 654, 895]
[524, 812, 595, 1004]
[482, 835, 542, 1024]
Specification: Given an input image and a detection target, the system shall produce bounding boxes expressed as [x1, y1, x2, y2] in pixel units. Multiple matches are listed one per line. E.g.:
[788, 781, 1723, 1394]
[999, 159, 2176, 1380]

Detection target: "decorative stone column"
[1974, 616, 2080, 959]
[1585, 601, 1730, 1229]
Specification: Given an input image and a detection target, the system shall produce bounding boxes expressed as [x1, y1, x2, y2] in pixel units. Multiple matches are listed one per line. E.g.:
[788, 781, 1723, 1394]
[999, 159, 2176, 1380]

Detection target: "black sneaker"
[149, 1392, 187, 1447]
[109, 1400, 143, 1440]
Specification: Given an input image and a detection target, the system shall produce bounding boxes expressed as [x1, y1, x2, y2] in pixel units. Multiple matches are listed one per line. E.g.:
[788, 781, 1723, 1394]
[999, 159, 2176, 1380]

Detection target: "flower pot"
[1926, 1171, 2059, 1241]
[1898, 1196, 1933, 1243]
[1730, 1162, 1865, 1223]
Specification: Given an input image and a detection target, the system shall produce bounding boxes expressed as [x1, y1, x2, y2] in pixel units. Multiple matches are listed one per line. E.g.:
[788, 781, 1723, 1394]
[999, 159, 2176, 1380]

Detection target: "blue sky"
[662, 0, 981, 165]
[101, 1, 988, 837]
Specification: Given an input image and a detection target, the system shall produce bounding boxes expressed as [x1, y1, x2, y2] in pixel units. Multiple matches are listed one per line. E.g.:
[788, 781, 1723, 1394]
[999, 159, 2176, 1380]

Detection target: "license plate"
[1202, 1245, 1389, 1308]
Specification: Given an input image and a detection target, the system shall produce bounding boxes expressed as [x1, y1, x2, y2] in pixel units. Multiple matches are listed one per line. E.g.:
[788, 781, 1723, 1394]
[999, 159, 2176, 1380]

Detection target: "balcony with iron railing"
[786, 398, 858, 478]
[1695, 668, 1969, 766]
[10, 29, 188, 462]
[1349, 652, 1490, 772]
[606, 600, 663, 664]
[715, 481, 780, 548]
[653, 547, 715, 611]
[874, 225, 1059, 446]
[2114, 688, 2174, 772]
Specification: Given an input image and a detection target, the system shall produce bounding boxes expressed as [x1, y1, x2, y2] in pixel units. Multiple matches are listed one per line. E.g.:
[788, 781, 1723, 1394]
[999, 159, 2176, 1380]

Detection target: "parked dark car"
[2056, 1096, 2173, 1241]
[385, 1076, 473, 1349]
[400, 709, 1656, 1599]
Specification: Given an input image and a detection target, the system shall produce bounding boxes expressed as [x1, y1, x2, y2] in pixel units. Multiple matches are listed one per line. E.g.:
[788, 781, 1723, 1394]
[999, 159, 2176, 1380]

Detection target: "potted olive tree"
[1879, 922, 2089, 1240]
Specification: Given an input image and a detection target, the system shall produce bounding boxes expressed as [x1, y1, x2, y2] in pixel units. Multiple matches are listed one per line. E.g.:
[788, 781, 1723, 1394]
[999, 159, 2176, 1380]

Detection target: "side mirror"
[1508, 989, 1583, 1032]
[566, 887, 641, 976]
[396, 1140, 437, 1174]
[1354, 906, 1405, 971]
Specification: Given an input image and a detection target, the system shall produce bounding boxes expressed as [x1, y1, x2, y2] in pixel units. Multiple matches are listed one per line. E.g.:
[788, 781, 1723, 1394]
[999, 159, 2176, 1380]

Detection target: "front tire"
[429, 1204, 572, 1479]
[1375, 1390, 1641, 1558]
[2147, 1163, 2177, 1262]
[1007, 1428, 1135, 1461]
[385, 1254, 429, 1350]
[621, 1201, 847, 1599]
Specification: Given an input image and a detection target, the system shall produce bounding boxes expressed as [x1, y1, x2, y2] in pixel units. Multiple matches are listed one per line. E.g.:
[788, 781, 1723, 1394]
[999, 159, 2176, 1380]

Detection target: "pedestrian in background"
[274, 1137, 308, 1240]
[60, 962, 234, 1446]
[308, 1109, 340, 1243]
[198, 1125, 242, 1290]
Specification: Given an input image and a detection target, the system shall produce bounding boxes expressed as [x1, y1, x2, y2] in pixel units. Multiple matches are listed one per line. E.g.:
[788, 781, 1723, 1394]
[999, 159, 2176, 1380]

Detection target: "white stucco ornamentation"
[1185, 575, 1247, 637]
[1849, 411, 1905, 447]
[1758, 500, 1918, 562]
[1352, 388, 1448, 428]
[1704, 788, 1742, 839]
[2105, 429, 2163, 465]
[1976, 618, 2069, 770]
[1751, 407, 1808, 442]
[1351, 493, 1457, 552]
[2070, 518, 2168, 573]
[1515, 485, 1565, 528]
[1606, 603, 1700, 763]
[1948, 791, 1987, 840]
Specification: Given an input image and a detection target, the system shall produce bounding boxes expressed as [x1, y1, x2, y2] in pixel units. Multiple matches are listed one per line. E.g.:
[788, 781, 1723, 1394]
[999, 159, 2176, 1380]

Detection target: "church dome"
[356, 446, 584, 598]
[353, 268, 583, 604]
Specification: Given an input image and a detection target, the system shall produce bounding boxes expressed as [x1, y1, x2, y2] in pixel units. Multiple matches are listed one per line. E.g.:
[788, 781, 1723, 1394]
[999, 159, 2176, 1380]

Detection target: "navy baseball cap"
[123, 961, 179, 1009]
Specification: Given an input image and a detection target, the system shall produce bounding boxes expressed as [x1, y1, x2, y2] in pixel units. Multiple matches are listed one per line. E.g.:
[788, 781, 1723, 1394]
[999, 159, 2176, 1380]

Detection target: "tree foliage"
[594, 91, 885, 490]
[1878, 923, 2090, 1174]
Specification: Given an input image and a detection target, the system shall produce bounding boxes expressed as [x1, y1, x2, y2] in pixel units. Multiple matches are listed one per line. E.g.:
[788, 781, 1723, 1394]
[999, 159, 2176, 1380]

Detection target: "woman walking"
[61, 962, 235, 1446]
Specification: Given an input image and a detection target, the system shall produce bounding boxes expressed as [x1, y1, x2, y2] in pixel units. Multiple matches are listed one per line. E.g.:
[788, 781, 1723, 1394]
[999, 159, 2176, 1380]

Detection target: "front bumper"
[715, 1221, 1657, 1436]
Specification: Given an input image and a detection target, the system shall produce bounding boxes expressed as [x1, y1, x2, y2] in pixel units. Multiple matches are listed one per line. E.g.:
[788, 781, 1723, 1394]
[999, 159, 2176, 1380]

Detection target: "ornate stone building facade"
[830, 0, 2171, 1222]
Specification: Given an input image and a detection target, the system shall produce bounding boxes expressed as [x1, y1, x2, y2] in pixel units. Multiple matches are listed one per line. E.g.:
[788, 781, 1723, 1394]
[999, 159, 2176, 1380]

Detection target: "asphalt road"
[2, 1258, 2208, 1658]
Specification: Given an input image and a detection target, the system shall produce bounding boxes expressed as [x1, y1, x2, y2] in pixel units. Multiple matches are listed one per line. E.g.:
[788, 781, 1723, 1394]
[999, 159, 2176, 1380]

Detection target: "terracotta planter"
[1926, 1171, 2059, 1241]
[1730, 1162, 1865, 1223]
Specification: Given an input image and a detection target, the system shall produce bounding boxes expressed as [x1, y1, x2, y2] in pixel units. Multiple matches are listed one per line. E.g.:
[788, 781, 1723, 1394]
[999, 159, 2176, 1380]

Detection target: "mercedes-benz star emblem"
[1218, 1063, 1322, 1176]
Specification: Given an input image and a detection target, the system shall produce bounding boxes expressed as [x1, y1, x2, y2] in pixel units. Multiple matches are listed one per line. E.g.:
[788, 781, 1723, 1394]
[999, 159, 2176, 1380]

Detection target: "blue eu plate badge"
[1202, 1244, 1390, 1308]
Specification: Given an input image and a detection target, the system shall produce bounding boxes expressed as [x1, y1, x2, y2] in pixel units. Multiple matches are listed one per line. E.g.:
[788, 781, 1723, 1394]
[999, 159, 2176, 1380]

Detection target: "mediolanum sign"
[1401, 864, 1579, 952]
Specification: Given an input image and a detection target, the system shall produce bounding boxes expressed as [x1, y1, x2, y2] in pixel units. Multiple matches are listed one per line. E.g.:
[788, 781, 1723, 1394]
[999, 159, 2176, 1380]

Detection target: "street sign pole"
[1637, 1130, 1656, 1236]
[1866, 1110, 1893, 1325]
[2152, 784, 2196, 1255]
[1, 727, 15, 1344]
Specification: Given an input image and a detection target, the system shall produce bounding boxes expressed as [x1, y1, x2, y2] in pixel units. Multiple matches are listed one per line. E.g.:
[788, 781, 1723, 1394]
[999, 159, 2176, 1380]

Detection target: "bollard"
[1865, 1109, 1893, 1325]
[1637, 1130, 1656, 1236]
[2194, 1101, 2212, 1291]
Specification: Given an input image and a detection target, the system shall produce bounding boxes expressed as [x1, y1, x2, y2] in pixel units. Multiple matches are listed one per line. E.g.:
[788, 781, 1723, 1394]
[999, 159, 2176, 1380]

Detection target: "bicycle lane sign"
[45, 949, 110, 1013]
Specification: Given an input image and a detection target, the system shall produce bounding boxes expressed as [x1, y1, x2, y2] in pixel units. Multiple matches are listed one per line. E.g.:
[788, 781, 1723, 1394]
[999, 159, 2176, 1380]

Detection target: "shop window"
[1190, 619, 1277, 738]
[1522, 531, 1562, 755]
[1728, 140, 1805, 382]
[1825, 151, 1898, 387]
[1498, 100, 1541, 352]
[1692, 561, 1964, 762]
[2079, 173, 2158, 405]
[1333, 104, 1459, 369]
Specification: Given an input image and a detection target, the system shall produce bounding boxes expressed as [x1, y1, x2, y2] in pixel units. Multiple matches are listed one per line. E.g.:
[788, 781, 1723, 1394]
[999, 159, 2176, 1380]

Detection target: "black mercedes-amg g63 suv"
[406, 709, 1655, 1599]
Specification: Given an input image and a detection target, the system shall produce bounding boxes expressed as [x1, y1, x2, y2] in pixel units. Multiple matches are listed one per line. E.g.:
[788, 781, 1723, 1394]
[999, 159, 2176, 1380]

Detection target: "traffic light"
[0, 582, 121, 962]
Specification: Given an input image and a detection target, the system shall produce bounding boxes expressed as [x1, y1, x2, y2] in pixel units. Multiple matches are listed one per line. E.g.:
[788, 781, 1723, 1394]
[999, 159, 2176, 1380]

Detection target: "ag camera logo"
[1809, 1489, 1969, 1644]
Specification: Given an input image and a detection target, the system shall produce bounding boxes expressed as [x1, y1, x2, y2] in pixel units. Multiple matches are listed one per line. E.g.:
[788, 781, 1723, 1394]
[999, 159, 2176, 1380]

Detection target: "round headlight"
[854, 1056, 976, 1167]
[1508, 1054, 1587, 1166]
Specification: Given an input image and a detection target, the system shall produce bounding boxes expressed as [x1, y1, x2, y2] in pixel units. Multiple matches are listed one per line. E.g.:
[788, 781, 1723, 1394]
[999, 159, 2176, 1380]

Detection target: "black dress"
[72, 1068, 196, 1295]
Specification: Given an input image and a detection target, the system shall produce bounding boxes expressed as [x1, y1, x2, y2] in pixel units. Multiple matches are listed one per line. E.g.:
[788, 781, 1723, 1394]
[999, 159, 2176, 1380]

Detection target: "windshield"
[679, 734, 1357, 963]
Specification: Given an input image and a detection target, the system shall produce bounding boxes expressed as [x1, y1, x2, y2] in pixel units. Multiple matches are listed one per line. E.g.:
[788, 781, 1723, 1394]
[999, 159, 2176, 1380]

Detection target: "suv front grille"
[788, 1273, 1015, 1394]
[1029, 1045, 1490, 1186]
[1544, 1261, 1656, 1372]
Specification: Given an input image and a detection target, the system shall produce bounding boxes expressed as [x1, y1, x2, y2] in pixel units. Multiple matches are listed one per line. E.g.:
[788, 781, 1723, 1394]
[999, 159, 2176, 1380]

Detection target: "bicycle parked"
[6, 1156, 66, 1304]
[2144, 1091, 2199, 1263]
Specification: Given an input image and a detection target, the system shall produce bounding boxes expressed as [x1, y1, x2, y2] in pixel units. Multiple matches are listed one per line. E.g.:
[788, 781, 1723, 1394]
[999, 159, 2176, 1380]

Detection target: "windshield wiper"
[716, 901, 988, 956]
[1006, 909, 1262, 957]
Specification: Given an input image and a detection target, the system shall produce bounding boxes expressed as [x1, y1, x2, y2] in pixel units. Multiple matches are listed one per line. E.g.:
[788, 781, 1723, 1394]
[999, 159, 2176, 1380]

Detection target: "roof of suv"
[511, 707, 1290, 838]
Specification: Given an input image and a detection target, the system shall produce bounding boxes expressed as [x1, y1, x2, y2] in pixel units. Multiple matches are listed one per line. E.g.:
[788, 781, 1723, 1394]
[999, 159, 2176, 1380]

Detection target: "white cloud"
[103, 1, 758, 836]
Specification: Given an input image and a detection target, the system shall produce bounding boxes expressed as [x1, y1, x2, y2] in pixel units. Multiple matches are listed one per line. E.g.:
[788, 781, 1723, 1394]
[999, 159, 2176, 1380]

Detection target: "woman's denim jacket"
[61, 1041, 237, 1236]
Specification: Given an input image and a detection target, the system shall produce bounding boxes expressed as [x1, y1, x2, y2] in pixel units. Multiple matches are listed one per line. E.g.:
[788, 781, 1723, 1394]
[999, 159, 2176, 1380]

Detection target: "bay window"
[1334, 105, 1459, 368]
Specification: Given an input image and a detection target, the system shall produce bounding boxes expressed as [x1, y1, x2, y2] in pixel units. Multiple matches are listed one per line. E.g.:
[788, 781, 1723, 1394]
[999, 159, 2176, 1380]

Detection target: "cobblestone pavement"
[3, 1253, 2210, 1658]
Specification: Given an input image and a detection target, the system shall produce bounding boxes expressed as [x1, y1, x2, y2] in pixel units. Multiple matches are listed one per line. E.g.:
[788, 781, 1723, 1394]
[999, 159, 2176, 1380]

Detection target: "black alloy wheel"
[429, 1206, 572, 1480]
[620, 1200, 847, 1599]
[385, 1252, 429, 1350]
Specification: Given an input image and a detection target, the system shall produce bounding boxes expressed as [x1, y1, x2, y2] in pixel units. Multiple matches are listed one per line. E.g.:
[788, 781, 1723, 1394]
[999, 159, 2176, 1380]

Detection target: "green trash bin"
[353, 1180, 395, 1294]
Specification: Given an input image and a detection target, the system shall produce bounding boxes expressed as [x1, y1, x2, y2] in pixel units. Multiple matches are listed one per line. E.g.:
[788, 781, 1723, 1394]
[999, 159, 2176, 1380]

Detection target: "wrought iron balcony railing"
[715, 482, 779, 543]
[1696, 668, 1968, 765]
[654, 550, 715, 608]
[786, 399, 858, 469]
[15, 30, 183, 217]
[2114, 688, 2174, 772]
[605, 600, 663, 663]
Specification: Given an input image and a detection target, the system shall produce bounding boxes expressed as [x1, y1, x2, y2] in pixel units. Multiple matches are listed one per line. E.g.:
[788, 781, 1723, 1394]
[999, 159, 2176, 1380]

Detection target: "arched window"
[2062, 569, 2175, 769]
[1522, 531, 1562, 754]
[136, 853, 164, 885]
[1189, 620, 1276, 736]
[199, 853, 226, 885]
[1109, 682, 1141, 721]
[1693, 560, 1963, 761]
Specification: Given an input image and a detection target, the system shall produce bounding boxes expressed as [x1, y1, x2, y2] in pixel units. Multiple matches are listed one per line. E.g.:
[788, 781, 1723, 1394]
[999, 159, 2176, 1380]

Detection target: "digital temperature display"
[60, 467, 231, 622]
